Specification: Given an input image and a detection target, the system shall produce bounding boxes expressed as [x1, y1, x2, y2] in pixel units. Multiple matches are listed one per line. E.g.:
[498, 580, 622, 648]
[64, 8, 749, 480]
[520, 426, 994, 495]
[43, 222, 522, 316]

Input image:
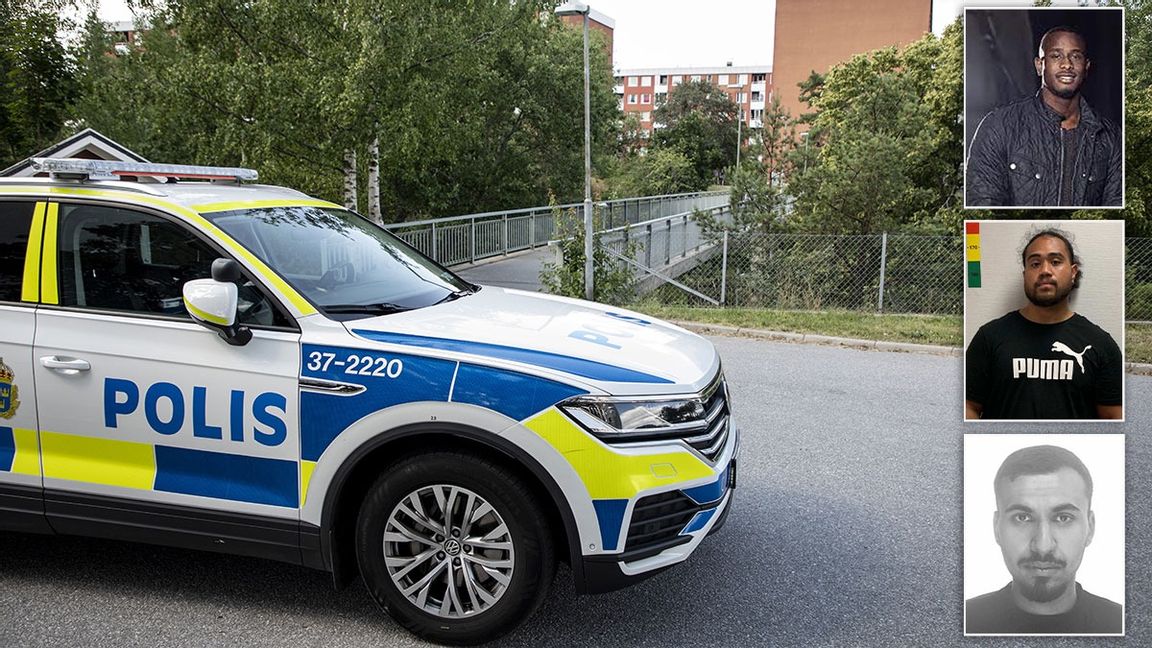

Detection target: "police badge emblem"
[0, 357, 18, 419]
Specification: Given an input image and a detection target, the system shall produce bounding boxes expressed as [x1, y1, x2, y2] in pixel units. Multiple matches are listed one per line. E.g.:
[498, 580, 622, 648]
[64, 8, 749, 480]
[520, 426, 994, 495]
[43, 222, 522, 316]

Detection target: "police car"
[0, 158, 737, 644]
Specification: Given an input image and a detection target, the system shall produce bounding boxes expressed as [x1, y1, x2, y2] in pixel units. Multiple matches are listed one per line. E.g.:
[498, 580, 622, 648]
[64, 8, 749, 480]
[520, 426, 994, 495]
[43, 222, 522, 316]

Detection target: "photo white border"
[961, 218, 1126, 423]
[962, 6, 1126, 210]
[963, 433, 1125, 636]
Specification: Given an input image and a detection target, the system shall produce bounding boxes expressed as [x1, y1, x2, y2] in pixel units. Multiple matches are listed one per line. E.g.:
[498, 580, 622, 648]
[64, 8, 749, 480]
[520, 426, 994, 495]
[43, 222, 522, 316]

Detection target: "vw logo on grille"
[443, 539, 462, 556]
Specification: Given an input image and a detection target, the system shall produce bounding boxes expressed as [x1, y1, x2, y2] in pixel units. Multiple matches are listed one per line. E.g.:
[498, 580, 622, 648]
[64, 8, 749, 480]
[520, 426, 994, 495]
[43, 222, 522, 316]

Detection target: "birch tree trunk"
[367, 135, 382, 223]
[343, 149, 358, 211]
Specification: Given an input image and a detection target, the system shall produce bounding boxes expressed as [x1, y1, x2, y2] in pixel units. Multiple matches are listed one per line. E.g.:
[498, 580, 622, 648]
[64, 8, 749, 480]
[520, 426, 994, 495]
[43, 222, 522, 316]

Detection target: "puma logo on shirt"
[1051, 341, 1092, 373]
[1012, 340, 1091, 380]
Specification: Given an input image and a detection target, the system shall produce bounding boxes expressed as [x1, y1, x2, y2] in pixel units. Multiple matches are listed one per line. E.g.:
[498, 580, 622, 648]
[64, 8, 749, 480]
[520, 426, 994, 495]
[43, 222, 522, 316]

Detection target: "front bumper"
[578, 428, 740, 595]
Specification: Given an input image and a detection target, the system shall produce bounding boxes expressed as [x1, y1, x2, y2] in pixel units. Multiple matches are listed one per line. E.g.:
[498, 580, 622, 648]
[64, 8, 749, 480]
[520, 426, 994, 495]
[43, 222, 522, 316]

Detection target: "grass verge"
[631, 305, 962, 347]
[632, 304, 1152, 364]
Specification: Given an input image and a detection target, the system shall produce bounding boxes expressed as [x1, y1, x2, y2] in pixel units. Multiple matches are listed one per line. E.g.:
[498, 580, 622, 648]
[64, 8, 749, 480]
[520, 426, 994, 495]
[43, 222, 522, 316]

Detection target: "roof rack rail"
[30, 158, 259, 183]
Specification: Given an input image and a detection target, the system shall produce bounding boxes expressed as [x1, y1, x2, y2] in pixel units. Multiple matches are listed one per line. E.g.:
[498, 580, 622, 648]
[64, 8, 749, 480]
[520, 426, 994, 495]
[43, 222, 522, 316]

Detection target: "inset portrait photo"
[964, 220, 1124, 421]
[964, 434, 1124, 636]
[964, 7, 1124, 208]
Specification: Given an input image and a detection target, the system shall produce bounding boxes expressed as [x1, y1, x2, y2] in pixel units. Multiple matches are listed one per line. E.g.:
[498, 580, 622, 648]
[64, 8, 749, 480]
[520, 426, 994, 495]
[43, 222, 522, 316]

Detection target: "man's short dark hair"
[994, 444, 1094, 506]
[1021, 228, 1082, 289]
[1038, 26, 1088, 58]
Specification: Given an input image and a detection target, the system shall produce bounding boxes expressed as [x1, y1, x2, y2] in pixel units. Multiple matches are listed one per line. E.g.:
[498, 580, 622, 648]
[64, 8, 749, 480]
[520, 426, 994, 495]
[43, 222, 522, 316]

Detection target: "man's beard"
[1016, 573, 1071, 603]
[1048, 83, 1080, 100]
[1015, 552, 1071, 603]
[1025, 280, 1074, 307]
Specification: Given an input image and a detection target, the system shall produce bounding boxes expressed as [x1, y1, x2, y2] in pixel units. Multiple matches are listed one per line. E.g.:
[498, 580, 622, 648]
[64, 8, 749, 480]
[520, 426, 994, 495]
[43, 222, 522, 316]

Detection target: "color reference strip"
[40, 432, 297, 508]
[966, 221, 982, 288]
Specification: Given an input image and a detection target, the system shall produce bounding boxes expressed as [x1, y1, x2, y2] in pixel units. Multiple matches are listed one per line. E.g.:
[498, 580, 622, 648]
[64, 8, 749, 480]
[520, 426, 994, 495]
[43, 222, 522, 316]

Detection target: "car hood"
[344, 287, 719, 395]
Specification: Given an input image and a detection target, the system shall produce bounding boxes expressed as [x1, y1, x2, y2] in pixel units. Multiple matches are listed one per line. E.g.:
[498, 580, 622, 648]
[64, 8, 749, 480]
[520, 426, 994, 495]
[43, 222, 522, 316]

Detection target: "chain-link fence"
[635, 232, 1152, 322]
[1128, 238, 1152, 322]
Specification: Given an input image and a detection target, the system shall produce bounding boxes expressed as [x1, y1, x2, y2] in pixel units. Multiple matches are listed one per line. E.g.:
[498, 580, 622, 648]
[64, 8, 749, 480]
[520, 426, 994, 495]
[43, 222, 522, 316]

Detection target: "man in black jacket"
[965, 26, 1121, 207]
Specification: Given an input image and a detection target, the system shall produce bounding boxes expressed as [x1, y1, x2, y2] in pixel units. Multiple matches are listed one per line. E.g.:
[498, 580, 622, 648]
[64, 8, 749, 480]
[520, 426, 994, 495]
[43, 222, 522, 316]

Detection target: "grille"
[623, 490, 699, 559]
[683, 376, 730, 462]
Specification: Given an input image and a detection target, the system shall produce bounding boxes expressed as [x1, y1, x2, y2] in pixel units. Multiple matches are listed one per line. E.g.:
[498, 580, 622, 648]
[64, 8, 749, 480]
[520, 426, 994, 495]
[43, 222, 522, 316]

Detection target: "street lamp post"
[555, 1, 594, 300]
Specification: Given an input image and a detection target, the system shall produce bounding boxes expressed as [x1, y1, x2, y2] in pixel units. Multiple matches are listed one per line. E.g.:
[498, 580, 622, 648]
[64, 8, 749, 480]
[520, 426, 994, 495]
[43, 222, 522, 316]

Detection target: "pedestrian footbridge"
[383, 191, 733, 300]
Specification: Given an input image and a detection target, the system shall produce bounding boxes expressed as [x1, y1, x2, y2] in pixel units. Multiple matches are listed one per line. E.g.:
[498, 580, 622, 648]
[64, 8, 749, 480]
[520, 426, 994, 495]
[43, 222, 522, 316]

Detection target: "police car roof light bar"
[31, 158, 259, 183]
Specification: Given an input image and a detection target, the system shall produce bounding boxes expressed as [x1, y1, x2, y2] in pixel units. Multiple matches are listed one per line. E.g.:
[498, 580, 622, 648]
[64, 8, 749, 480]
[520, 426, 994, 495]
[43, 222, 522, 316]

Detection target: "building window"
[752, 73, 766, 82]
[718, 74, 729, 85]
[641, 112, 651, 122]
[655, 92, 667, 106]
[627, 94, 638, 105]
[751, 91, 762, 102]
[736, 92, 745, 103]
[738, 74, 748, 84]
[659, 75, 668, 84]
[628, 76, 638, 86]
[640, 94, 651, 104]
[751, 109, 764, 121]
[691, 75, 701, 82]
[642, 76, 652, 86]
[672, 75, 682, 84]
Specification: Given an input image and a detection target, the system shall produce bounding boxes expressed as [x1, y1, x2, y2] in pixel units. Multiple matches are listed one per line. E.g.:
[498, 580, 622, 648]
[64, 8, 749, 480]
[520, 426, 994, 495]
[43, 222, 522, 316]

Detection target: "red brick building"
[557, 8, 615, 69]
[772, 0, 932, 125]
[614, 65, 773, 136]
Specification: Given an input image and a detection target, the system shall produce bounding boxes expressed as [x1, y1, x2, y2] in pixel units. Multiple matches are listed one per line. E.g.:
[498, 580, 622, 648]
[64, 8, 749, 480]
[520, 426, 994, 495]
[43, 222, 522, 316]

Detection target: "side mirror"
[183, 260, 253, 346]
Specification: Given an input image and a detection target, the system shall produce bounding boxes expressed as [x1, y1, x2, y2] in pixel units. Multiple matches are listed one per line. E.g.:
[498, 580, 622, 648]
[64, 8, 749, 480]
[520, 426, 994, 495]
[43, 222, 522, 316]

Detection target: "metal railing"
[383, 191, 729, 267]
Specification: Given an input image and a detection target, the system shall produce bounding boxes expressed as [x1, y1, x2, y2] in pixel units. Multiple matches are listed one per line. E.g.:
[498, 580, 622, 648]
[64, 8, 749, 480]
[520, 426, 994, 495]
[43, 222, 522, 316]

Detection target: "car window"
[205, 206, 471, 318]
[0, 201, 37, 303]
[55, 203, 293, 327]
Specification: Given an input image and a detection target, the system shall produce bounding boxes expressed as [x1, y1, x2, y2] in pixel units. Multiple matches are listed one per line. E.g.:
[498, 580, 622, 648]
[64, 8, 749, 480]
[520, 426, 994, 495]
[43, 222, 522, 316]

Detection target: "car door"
[0, 199, 49, 533]
[32, 199, 304, 556]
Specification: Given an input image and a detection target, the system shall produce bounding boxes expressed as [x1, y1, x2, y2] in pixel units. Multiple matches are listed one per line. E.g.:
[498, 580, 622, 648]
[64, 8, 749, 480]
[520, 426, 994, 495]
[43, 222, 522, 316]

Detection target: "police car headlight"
[559, 395, 708, 441]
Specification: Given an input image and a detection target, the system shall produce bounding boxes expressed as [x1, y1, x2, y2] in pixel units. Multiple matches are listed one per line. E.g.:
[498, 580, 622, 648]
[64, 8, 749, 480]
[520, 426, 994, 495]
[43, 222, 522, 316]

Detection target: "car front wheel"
[355, 452, 555, 645]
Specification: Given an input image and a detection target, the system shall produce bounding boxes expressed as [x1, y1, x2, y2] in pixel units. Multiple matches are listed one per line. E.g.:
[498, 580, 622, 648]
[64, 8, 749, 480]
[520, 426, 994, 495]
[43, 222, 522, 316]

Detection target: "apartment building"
[614, 65, 773, 136]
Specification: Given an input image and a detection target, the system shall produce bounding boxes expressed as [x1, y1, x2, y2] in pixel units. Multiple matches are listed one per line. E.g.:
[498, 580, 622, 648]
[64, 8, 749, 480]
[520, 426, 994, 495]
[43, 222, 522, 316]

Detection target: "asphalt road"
[2, 334, 1148, 647]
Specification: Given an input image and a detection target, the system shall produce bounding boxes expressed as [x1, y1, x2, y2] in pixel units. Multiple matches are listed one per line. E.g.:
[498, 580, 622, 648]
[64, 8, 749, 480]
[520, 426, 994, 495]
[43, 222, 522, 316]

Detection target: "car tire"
[355, 451, 556, 645]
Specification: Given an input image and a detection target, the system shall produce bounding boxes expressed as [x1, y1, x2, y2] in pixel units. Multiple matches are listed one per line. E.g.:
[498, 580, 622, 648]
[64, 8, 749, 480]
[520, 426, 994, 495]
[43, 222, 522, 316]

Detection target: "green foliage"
[540, 202, 636, 305]
[724, 95, 796, 233]
[604, 148, 696, 199]
[67, 1, 618, 221]
[0, 0, 78, 168]
[789, 22, 964, 235]
[650, 79, 739, 188]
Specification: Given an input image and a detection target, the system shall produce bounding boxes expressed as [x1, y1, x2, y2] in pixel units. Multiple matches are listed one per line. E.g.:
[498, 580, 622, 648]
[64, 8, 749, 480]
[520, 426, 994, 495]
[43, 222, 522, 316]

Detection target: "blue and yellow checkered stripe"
[38, 432, 298, 508]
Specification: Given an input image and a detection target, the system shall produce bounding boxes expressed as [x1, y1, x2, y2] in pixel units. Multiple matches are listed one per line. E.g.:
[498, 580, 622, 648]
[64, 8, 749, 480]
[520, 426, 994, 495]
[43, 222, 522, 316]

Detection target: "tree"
[605, 147, 696, 198]
[788, 21, 965, 235]
[724, 95, 796, 233]
[0, 0, 78, 168]
[651, 79, 739, 188]
[70, 1, 618, 221]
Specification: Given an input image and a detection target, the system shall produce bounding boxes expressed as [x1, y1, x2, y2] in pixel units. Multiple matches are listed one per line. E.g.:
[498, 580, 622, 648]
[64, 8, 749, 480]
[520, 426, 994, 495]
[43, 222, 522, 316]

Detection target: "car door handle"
[40, 356, 92, 374]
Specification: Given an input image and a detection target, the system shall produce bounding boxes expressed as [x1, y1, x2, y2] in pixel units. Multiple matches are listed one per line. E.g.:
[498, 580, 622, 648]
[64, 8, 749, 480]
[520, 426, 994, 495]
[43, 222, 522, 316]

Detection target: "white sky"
[96, 0, 1099, 71]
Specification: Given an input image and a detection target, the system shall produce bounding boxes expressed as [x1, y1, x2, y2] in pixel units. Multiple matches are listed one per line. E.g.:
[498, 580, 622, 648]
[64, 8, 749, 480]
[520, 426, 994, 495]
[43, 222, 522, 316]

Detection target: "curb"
[670, 321, 961, 357]
[1129, 362, 1152, 377]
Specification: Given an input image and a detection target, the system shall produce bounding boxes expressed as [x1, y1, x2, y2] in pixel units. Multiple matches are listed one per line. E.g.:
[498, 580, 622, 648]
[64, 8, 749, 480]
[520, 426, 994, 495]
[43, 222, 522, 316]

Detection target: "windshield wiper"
[321, 303, 411, 315]
[435, 284, 480, 305]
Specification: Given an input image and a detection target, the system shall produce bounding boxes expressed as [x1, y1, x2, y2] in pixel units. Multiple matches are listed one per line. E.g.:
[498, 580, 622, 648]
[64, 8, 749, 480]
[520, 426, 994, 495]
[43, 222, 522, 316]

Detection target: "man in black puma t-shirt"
[965, 229, 1122, 419]
[965, 445, 1123, 635]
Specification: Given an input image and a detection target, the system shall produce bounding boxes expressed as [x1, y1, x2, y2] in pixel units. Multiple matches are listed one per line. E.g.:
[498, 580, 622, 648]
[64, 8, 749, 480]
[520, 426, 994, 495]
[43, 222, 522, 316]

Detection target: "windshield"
[205, 206, 472, 317]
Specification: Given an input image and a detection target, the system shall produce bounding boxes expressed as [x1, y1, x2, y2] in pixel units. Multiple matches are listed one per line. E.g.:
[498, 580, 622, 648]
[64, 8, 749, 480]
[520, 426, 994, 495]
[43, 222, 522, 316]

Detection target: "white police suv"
[0, 159, 737, 644]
